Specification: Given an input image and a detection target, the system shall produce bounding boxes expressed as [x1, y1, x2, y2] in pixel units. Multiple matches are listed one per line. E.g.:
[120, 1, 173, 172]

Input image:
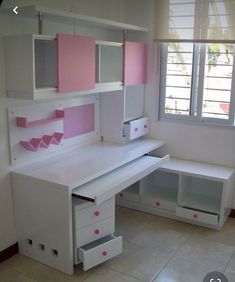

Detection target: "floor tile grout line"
[150, 225, 197, 282]
[104, 263, 145, 282]
[224, 248, 235, 274]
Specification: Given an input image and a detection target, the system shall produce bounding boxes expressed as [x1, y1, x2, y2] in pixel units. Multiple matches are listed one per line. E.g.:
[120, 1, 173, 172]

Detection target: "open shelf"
[3, 5, 148, 32]
[20, 132, 64, 152]
[124, 182, 139, 194]
[16, 110, 64, 128]
[96, 41, 123, 85]
[179, 175, 222, 214]
[140, 170, 179, 211]
[180, 194, 221, 215]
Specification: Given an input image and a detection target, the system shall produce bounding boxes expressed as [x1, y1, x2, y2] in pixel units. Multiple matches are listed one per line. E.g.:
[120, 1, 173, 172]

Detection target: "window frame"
[159, 42, 235, 127]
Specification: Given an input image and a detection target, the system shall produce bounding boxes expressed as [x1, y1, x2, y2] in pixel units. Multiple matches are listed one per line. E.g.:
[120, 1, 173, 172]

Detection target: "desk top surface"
[13, 138, 164, 189]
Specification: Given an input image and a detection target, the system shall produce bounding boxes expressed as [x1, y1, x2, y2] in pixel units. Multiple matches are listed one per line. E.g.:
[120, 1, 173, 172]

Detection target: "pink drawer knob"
[193, 214, 198, 219]
[134, 128, 138, 132]
[144, 124, 148, 129]
[102, 251, 107, 256]
[94, 211, 100, 217]
[94, 229, 100, 235]
[156, 201, 160, 207]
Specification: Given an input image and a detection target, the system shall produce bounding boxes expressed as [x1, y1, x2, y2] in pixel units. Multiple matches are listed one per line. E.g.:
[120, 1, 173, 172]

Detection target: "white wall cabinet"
[5, 34, 57, 99]
[117, 158, 234, 230]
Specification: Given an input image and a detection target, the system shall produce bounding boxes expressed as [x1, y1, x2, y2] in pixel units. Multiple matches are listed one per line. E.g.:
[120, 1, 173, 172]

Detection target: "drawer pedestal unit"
[117, 158, 234, 230]
[72, 197, 118, 267]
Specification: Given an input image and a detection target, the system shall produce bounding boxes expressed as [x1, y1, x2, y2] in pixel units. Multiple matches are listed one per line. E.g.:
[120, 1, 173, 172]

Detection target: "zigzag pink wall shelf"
[20, 132, 63, 152]
[16, 110, 64, 128]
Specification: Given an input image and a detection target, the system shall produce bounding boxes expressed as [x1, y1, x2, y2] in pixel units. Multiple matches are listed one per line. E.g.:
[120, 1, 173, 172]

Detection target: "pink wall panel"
[124, 42, 147, 86]
[57, 34, 95, 93]
[63, 104, 95, 139]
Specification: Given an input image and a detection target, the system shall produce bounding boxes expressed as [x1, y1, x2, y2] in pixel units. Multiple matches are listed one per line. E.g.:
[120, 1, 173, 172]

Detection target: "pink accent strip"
[57, 34, 95, 93]
[63, 104, 95, 139]
[16, 110, 64, 128]
[20, 132, 63, 152]
[124, 41, 147, 86]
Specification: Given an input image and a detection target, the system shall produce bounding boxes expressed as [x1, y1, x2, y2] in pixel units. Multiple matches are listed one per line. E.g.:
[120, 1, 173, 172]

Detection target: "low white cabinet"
[117, 158, 234, 230]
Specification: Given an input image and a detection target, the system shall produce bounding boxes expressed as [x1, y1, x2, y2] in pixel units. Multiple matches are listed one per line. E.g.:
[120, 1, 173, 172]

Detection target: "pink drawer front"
[176, 207, 219, 226]
[123, 117, 149, 141]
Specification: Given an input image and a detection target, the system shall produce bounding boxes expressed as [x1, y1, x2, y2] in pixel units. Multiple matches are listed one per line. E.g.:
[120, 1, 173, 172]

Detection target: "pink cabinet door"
[124, 41, 147, 86]
[57, 34, 95, 93]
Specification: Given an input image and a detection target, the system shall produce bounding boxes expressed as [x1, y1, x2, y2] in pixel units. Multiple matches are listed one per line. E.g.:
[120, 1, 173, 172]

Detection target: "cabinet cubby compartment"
[20, 132, 63, 152]
[178, 176, 223, 215]
[140, 170, 179, 212]
[116, 182, 140, 203]
[5, 34, 57, 99]
[16, 110, 64, 128]
[95, 41, 123, 89]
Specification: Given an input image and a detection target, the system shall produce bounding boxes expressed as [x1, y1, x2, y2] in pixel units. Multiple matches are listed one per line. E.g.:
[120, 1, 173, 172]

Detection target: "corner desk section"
[117, 158, 234, 230]
[11, 138, 167, 274]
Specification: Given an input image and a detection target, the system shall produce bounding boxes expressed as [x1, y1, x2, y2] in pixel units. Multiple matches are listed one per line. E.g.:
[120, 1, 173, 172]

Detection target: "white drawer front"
[73, 198, 115, 229]
[75, 216, 115, 247]
[79, 235, 122, 271]
[176, 207, 219, 226]
[141, 195, 176, 212]
[123, 117, 149, 140]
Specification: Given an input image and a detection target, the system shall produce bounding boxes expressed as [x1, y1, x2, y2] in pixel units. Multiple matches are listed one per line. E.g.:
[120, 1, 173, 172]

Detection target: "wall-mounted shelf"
[3, 5, 148, 32]
[16, 110, 64, 128]
[21, 132, 63, 152]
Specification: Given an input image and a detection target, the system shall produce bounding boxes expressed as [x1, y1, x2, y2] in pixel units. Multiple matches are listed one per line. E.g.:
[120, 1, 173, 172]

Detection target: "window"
[159, 42, 235, 126]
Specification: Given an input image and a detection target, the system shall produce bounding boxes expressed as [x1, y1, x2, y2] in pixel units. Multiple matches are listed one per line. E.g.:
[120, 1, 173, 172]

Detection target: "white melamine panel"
[78, 235, 122, 271]
[176, 207, 219, 226]
[74, 217, 115, 248]
[12, 173, 74, 275]
[5, 34, 34, 99]
[8, 95, 100, 165]
[100, 90, 125, 143]
[2, 6, 148, 32]
[160, 158, 234, 181]
[72, 155, 169, 204]
[73, 198, 115, 229]
[124, 85, 145, 121]
[13, 139, 164, 189]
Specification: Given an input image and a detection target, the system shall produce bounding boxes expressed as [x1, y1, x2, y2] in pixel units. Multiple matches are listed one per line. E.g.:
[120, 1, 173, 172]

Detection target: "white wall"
[0, 0, 151, 251]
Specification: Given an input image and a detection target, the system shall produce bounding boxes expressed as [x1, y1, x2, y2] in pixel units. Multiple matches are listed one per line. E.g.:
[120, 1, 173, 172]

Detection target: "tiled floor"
[1, 206, 235, 282]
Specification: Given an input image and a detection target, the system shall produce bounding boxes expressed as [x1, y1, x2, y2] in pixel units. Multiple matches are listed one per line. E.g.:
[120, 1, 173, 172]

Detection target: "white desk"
[12, 138, 166, 274]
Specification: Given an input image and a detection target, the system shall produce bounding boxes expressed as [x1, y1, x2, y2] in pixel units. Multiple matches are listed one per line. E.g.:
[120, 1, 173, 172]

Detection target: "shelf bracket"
[38, 11, 43, 34]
